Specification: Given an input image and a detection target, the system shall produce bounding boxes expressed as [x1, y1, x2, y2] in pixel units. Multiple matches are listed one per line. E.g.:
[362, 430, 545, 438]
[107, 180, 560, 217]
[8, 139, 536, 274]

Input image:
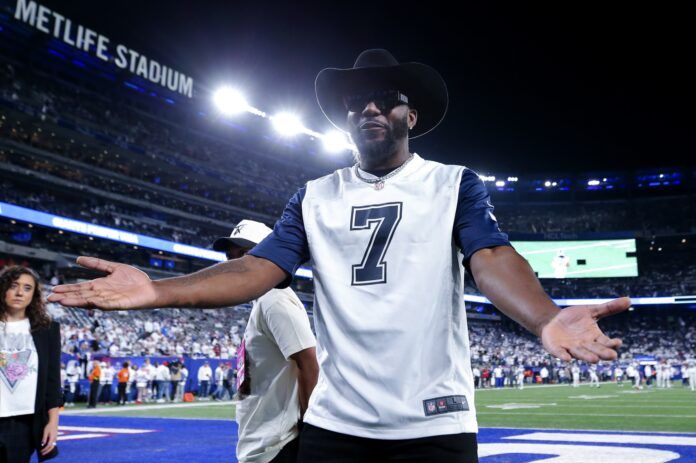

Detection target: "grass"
[475, 382, 696, 433]
[64, 383, 696, 433]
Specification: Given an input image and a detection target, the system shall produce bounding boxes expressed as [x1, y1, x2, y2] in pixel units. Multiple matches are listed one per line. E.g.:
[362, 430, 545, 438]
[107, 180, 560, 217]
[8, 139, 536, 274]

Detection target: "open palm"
[48, 257, 158, 310]
[541, 297, 631, 363]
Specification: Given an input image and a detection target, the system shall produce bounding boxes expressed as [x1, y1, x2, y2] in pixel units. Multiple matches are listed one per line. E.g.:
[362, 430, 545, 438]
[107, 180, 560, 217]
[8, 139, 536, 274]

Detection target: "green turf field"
[64, 383, 696, 433]
[475, 383, 696, 433]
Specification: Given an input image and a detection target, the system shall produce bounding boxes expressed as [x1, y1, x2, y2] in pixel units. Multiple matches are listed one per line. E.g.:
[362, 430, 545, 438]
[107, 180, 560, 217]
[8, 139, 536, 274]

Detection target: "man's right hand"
[48, 256, 159, 310]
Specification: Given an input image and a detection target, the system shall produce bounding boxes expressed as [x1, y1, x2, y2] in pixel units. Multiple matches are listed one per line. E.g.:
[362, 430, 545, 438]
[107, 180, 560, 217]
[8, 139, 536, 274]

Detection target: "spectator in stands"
[87, 360, 101, 408]
[156, 361, 171, 403]
[178, 364, 189, 402]
[138, 358, 152, 402]
[77, 342, 89, 379]
[151, 361, 161, 400]
[687, 362, 695, 391]
[99, 361, 113, 404]
[0, 266, 61, 461]
[169, 360, 181, 403]
[223, 363, 235, 400]
[117, 361, 130, 406]
[127, 362, 137, 404]
[214, 362, 225, 400]
[65, 359, 79, 407]
[135, 363, 149, 404]
[571, 363, 581, 387]
[493, 365, 504, 388]
[472, 366, 481, 389]
[197, 361, 212, 400]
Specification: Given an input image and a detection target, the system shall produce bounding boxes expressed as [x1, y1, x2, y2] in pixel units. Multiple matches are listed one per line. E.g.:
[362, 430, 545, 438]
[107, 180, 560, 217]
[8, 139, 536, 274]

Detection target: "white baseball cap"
[212, 219, 273, 251]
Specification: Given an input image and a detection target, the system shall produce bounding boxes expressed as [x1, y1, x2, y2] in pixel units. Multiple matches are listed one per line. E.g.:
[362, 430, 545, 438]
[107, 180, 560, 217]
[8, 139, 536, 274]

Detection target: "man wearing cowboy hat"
[50, 49, 630, 462]
[213, 220, 318, 463]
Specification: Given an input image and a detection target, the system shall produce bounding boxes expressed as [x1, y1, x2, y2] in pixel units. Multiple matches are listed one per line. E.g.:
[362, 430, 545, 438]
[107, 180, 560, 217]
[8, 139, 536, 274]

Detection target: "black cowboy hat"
[315, 49, 448, 139]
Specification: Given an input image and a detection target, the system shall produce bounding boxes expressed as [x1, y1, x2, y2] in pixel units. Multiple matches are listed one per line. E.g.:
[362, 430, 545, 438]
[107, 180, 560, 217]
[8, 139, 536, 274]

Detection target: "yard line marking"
[481, 426, 696, 435]
[59, 426, 156, 434]
[58, 433, 109, 441]
[506, 431, 696, 446]
[63, 401, 233, 415]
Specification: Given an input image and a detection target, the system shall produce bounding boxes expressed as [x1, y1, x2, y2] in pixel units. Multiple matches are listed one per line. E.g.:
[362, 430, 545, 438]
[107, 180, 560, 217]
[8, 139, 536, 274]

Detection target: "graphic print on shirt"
[0, 331, 36, 392]
[235, 338, 250, 397]
[350, 202, 402, 285]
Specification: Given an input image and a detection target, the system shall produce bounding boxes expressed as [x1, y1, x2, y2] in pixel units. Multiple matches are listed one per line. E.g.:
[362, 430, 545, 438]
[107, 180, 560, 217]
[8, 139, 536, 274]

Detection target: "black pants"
[298, 423, 478, 463]
[100, 383, 111, 403]
[0, 414, 34, 463]
[88, 381, 100, 407]
[270, 436, 300, 463]
[117, 383, 128, 405]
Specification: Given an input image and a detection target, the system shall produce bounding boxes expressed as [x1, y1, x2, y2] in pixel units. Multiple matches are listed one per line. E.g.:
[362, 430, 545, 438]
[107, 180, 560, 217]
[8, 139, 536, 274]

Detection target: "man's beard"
[351, 114, 409, 166]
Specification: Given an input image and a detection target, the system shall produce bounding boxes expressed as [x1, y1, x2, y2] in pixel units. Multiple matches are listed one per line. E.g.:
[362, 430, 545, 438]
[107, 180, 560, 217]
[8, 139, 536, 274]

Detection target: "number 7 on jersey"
[350, 202, 402, 285]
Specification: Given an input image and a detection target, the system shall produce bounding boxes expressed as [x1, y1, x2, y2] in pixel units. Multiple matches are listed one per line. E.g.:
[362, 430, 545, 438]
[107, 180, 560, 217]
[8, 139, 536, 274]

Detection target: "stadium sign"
[12, 0, 194, 98]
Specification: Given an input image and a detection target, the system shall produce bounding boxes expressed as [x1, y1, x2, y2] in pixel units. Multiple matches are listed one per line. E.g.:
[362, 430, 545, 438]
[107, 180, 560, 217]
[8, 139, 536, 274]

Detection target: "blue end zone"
[44, 418, 696, 463]
[44, 415, 239, 463]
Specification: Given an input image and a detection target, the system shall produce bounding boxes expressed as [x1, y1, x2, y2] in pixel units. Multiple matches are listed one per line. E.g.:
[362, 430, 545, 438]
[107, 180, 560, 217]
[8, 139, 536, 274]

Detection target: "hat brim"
[212, 237, 257, 251]
[315, 62, 448, 139]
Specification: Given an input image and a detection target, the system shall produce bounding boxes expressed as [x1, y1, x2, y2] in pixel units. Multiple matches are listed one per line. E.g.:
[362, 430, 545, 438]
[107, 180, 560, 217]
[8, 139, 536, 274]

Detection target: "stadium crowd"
[48, 299, 696, 397]
[0, 62, 318, 214]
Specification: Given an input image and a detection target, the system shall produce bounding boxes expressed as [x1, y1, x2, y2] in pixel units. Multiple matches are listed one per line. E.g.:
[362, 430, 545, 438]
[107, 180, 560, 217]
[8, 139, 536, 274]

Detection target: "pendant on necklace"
[374, 181, 385, 190]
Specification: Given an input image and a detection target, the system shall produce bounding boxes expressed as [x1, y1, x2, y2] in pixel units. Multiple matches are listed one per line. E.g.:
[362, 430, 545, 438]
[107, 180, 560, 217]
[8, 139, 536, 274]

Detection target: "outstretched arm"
[470, 245, 630, 362]
[48, 255, 287, 310]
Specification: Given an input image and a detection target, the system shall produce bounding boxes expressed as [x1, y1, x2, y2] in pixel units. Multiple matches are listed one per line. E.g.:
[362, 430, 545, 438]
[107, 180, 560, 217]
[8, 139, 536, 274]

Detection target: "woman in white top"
[135, 364, 149, 404]
[0, 266, 61, 462]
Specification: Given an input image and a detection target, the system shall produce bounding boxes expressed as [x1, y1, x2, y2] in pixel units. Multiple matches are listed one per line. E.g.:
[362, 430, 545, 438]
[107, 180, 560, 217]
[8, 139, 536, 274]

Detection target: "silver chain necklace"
[354, 154, 414, 190]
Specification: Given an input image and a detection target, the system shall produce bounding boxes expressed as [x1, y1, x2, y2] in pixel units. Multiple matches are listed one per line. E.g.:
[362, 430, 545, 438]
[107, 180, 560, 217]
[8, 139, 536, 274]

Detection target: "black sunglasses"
[343, 90, 409, 113]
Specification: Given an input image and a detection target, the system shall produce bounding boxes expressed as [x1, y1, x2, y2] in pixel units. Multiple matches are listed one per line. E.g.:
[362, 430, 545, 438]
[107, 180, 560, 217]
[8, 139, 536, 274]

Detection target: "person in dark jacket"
[0, 266, 61, 462]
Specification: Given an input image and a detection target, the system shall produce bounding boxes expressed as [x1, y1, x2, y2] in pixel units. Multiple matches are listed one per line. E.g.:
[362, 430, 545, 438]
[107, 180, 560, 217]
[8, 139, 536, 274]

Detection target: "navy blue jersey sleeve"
[454, 169, 511, 267]
[248, 186, 310, 287]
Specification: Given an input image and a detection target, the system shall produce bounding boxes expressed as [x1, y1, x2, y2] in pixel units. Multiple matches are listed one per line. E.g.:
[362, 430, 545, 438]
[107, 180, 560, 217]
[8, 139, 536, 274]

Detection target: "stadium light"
[479, 175, 496, 182]
[507, 176, 518, 182]
[322, 130, 351, 153]
[588, 179, 600, 186]
[544, 181, 551, 187]
[271, 112, 304, 136]
[495, 180, 506, 187]
[212, 87, 249, 115]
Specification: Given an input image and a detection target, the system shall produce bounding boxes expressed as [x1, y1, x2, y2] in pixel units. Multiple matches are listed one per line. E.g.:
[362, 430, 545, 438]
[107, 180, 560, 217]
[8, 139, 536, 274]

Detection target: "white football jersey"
[301, 154, 477, 439]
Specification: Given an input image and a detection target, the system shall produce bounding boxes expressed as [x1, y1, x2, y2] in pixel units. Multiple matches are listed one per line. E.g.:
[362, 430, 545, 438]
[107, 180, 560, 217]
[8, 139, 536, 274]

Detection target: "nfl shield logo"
[427, 402, 436, 413]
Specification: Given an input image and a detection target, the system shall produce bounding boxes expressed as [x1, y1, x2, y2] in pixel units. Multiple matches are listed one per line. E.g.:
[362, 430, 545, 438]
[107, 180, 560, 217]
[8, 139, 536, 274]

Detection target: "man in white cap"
[212, 220, 318, 463]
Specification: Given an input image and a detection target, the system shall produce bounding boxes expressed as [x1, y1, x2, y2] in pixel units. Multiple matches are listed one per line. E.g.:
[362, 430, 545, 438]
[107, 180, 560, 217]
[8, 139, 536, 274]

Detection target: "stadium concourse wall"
[60, 354, 235, 400]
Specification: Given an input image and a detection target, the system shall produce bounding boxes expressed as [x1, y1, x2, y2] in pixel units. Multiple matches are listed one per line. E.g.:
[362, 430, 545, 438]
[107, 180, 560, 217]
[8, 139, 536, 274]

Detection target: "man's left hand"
[541, 297, 631, 362]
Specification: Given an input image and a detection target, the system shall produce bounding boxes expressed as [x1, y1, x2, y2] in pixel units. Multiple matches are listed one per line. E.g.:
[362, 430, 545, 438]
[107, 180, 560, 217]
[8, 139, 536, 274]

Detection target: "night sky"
[33, 1, 692, 174]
